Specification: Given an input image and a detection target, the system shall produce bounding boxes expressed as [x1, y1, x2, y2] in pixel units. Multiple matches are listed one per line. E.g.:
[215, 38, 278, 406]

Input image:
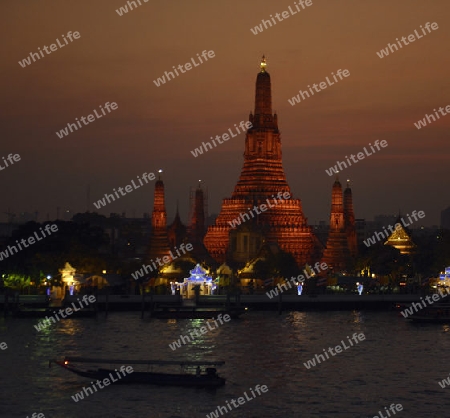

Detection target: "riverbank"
[0, 293, 422, 313]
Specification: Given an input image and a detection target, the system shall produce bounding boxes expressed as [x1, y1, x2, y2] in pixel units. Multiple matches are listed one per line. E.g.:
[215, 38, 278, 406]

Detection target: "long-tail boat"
[50, 357, 226, 387]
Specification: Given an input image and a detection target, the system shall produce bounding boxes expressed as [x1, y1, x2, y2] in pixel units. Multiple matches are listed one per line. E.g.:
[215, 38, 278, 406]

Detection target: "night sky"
[1, 0, 449, 226]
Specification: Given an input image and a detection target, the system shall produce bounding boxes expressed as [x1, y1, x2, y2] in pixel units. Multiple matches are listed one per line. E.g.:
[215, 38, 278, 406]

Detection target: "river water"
[0, 310, 448, 418]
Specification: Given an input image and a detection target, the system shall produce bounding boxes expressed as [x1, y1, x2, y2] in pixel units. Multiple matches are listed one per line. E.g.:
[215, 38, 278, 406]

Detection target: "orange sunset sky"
[1, 0, 449, 225]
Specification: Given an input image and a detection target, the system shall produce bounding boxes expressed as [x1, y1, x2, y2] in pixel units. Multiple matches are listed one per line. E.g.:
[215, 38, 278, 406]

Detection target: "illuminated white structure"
[357, 282, 363, 295]
[438, 267, 450, 287]
[181, 264, 214, 298]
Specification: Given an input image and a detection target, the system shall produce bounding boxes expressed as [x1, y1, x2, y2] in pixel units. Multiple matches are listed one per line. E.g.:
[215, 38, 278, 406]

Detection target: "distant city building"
[0, 223, 19, 246]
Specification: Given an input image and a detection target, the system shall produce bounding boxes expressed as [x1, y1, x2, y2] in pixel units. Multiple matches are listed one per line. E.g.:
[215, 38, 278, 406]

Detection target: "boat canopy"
[63, 357, 225, 366]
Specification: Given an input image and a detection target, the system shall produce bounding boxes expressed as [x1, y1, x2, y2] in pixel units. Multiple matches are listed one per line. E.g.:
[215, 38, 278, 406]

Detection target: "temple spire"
[148, 173, 170, 262]
[260, 55, 267, 73]
[254, 55, 272, 120]
[321, 178, 352, 272]
[344, 180, 357, 258]
[204, 54, 321, 267]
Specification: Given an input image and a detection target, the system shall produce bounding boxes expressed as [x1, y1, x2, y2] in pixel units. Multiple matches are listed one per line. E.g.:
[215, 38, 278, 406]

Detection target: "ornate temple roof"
[186, 263, 212, 282]
[384, 222, 416, 255]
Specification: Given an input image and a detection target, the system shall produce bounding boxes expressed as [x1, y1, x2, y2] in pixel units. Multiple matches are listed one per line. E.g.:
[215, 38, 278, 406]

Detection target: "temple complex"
[146, 58, 360, 274]
[203, 57, 322, 267]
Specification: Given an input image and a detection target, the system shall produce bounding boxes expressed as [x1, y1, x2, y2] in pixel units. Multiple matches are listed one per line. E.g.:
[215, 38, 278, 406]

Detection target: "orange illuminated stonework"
[384, 216, 416, 255]
[148, 174, 171, 261]
[204, 57, 321, 266]
[344, 181, 357, 259]
[321, 178, 357, 272]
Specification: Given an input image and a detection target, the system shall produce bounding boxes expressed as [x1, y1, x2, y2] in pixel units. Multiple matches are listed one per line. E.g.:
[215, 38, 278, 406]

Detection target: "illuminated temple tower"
[344, 180, 357, 258]
[321, 177, 352, 272]
[188, 182, 206, 246]
[167, 204, 186, 248]
[204, 57, 321, 266]
[187, 182, 212, 262]
[148, 171, 171, 261]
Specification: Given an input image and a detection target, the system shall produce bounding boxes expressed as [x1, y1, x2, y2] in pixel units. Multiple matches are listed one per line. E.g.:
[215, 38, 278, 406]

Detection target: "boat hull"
[409, 316, 450, 323]
[54, 362, 225, 388]
[13, 309, 96, 318]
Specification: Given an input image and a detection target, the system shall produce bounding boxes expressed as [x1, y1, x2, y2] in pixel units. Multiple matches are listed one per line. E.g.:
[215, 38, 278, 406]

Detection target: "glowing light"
[260, 55, 267, 72]
[357, 282, 363, 296]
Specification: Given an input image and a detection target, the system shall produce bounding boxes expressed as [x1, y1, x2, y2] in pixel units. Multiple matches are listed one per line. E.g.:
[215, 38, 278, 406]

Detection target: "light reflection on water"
[0, 311, 449, 417]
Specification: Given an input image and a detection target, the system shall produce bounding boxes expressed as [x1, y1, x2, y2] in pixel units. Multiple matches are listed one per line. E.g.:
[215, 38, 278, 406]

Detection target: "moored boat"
[14, 308, 96, 318]
[50, 357, 226, 388]
[407, 300, 450, 323]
